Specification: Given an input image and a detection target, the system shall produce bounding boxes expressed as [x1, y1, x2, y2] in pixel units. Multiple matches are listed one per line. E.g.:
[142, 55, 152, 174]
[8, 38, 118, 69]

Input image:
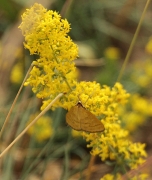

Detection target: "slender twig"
[86, 155, 96, 180]
[117, 0, 151, 82]
[0, 64, 33, 139]
[121, 155, 152, 180]
[60, 0, 74, 17]
[0, 93, 64, 158]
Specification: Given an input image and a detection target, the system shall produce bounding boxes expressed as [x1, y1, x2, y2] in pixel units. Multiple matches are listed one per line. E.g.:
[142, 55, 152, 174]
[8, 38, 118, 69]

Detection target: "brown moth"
[66, 102, 105, 133]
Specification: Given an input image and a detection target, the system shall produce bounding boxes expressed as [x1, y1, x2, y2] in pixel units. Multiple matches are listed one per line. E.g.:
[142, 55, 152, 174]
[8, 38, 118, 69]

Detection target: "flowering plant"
[16, 3, 149, 179]
[17, 4, 149, 179]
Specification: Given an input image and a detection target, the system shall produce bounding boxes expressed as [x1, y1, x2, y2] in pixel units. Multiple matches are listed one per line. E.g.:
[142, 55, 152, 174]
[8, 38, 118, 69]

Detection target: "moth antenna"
[76, 86, 96, 106]
[83, 87, 96, 106]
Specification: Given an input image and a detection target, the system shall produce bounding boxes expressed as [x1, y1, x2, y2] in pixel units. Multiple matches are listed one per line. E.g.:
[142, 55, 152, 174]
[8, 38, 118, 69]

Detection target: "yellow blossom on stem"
[131, 174, 149, 180]
[27, 113, 53, 142]
[19, 3, 78, 105]
[131, 59, 152, 88]
[71, 129, 82, 137]
[71, 83, 147, 174]
[100, 173, 121, 180]
[118, 93, 152, 132]
[19, 3, 148, 178]
[101, 173, 149, 180]
[104, 47, 121, 60]
[145, 37, 152, 54]
[10, 62, 24, 84]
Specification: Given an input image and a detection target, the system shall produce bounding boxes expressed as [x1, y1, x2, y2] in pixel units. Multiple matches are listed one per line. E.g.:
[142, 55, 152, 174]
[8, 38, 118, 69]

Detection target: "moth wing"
[66, 106, 81, 131]
[79, 106, 105, 133]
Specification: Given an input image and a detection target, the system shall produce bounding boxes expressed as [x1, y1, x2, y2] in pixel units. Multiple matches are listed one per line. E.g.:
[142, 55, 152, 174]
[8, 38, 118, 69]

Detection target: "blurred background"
[0, 0, 152, 179]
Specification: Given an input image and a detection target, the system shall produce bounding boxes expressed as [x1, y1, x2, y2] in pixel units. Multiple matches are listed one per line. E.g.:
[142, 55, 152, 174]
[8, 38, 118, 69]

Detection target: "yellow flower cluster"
[19, 3, 78, 105]
[27, 113, 53, 142]
[72, 83, 147, 171]
[119, 94, 152, 131]
[55, 80, 146, 171]
[131, 59, 152, 88]
[101, 173, 149, 180]
[131, 174, 149, 180]
[19, 3, 148, 178]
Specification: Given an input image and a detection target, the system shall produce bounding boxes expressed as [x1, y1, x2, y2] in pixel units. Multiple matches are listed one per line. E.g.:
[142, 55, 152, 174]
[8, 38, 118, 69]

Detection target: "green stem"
[117, 0, 151, 82]
[0, 93, 63, 158]
[108, 144, 128, 176]
[0, 64, 33, 139]
[51, 45, 73, 91]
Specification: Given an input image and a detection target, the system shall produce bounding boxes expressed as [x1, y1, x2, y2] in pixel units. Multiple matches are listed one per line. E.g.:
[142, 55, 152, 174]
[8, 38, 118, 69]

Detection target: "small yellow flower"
[10, 62, 24, 84]
[131, 174, 149, 180]
[71, 129, 82, 137]
[100, 173, 121, 180]
[131, 59, 152, 88]
[104, 47, 120, 60]
[136, 75, 150, 87]
[27, 113, 53, 142]
[145, 37, 152, 54]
